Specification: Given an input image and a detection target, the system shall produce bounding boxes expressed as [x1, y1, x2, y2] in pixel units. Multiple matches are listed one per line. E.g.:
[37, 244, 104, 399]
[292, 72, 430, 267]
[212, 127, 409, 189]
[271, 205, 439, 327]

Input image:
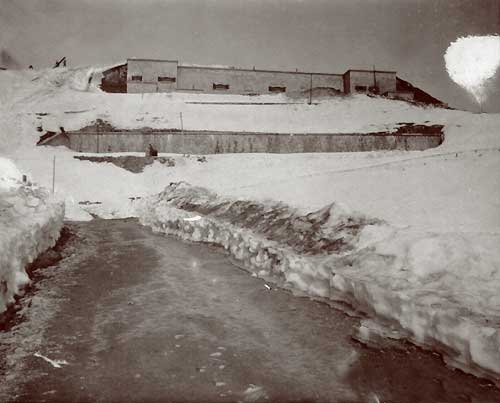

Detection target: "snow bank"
[0, 157, 23, 190]
[0, 158, 64, 314]
[330, 227, 500, 382]
[137, 182, 500, 385]
[137, 182, 378, 297]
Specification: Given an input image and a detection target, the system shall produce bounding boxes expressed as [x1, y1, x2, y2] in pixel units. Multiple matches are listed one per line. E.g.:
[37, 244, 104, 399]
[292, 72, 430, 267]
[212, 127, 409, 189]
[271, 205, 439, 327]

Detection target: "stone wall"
[63, 131, 442, 154]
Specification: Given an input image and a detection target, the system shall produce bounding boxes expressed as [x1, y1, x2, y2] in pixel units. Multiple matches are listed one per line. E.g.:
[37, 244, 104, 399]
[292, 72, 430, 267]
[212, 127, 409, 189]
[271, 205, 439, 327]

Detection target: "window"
[158, 76, 176, 82]
[269, 86, 286, 93]
[355, 85, 367, 92]
[131, 75, 142, 81]
[213, 83, 229, 90]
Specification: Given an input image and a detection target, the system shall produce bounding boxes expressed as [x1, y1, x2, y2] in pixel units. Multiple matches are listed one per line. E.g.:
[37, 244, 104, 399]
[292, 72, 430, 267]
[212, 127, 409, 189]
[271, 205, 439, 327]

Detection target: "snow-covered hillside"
[1, 66, 499, 382]
[1, 66, 498, 225]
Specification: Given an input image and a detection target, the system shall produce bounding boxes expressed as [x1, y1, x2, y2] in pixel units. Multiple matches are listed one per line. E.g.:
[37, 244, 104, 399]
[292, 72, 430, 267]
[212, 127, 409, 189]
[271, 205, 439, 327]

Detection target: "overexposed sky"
[1, 0, 499, 111]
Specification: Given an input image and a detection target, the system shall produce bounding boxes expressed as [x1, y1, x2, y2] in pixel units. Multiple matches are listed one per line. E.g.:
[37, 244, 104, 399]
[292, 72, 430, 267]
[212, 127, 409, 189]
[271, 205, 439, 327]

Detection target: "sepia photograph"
[0, 0, 499, 402]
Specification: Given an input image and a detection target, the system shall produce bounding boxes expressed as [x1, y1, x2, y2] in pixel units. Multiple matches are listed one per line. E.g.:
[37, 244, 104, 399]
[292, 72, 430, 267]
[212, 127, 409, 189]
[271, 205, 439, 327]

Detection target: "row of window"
[354, 85, 379, 93]
[213, 84, 286, 92]
[130, 75, 176, 82]
[128, 77, 287, 92]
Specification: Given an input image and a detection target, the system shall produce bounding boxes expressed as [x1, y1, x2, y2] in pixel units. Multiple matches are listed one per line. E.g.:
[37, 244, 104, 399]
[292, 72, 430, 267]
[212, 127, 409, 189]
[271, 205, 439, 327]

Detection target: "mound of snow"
[137, 182, 500, 385]
[0, 157, 23, 190]
[331, 226, 500, 381]
[0, 159, 64, 314]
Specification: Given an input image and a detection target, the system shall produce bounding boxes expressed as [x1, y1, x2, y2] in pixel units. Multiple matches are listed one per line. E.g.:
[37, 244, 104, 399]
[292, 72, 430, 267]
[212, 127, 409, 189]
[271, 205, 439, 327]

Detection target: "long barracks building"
[100, 58, 444, 105]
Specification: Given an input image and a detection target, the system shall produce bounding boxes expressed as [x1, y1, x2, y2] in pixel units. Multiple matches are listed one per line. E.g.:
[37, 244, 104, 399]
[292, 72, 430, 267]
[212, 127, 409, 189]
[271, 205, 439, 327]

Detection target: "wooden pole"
[52, 155, 56, 194]
[96, 121, 100, 153]
[308, 73, 313, 105]
[180, 112, 185, 153]
[373, 65, 377, 93]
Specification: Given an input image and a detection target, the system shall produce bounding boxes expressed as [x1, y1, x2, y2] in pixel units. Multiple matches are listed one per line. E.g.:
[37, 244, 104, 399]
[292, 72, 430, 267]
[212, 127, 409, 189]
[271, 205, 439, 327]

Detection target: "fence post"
[52, 155, 56, 194]
[180, 112, 185, 153]
[308, 73, 313, 105]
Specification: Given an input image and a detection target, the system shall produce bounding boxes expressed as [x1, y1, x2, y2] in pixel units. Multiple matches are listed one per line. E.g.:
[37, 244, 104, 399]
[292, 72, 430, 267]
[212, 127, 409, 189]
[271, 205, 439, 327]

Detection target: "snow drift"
[138, 182, 500, 385]
[0, 158, 64, 314]
[1, 66, 500, 385]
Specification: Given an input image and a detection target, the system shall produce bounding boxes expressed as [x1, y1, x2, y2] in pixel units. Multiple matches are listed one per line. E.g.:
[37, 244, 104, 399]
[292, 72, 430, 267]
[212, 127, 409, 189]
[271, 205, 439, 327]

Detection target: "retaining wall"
[60, 131, 443, 154]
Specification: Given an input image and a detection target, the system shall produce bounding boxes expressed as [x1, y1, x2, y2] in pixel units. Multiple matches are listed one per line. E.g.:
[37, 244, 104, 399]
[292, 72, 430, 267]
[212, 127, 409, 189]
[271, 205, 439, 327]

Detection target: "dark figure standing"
[147, 144, 158, 157]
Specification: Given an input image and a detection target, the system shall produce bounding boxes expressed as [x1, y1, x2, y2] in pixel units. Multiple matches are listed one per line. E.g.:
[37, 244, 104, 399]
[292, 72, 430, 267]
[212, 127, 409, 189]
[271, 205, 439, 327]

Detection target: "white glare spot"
[183, 215, 202, 221]
[34, 352, 69, 368]
[444, 35, 500, 105]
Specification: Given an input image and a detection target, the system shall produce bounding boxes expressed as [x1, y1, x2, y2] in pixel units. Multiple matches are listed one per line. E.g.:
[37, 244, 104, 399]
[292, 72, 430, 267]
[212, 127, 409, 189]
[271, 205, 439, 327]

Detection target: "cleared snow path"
[1, 219, 499, 403]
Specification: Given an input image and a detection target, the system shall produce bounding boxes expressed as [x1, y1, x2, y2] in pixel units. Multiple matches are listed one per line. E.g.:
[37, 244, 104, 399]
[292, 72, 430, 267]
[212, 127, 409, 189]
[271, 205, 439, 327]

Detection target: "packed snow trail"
[1, 219, 499, 403]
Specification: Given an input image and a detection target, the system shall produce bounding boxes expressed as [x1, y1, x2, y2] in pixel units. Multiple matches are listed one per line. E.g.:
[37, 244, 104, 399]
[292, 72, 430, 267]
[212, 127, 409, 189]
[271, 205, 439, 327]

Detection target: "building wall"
[177, 66, 343, 94]
[62, 131, 442, 154]
[127, 59, 178, 93]
[101, 64, 127, 93]
[344, 71, 397, 94]
[343, 74, 350, 94]
[107, 59, 402, 99]
[311, 74, 344, 91]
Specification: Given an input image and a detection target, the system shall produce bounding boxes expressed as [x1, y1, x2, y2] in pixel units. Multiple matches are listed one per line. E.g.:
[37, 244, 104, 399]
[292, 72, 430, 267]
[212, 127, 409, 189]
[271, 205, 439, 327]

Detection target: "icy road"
[1, 219, 500, 403]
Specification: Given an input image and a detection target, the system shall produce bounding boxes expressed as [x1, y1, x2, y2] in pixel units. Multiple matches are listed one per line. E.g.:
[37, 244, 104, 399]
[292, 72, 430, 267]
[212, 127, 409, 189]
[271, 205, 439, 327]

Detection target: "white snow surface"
[0, 158, 64, 314]
[0, 157, 23, 190]
[1, 66, 500, 382]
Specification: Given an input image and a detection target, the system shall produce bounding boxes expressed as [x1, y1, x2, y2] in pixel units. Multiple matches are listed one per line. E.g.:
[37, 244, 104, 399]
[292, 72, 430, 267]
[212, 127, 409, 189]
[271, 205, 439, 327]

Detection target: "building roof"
[102, 63, 127, 73]
[127, 58, 179, 64]
[108, 58, 402, 77]
[103, 59, 400, 80]
[178, 64, 343, 77]
[343, 69, 397, 75]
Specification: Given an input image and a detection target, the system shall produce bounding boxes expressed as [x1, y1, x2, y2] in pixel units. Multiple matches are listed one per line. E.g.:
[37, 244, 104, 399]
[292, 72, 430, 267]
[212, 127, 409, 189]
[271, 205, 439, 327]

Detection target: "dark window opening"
[355, 85, 367, 92]
[269, 86, 286, 93]
[213, 83, 229, 90]
[158, 76, 176, 82]
[131, 75, 142, 81]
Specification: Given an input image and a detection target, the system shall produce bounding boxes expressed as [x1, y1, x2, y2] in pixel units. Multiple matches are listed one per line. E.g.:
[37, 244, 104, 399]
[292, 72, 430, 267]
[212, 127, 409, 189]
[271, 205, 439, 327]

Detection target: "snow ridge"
[138, 182, 500, 386]
[0, 178, 64, 314]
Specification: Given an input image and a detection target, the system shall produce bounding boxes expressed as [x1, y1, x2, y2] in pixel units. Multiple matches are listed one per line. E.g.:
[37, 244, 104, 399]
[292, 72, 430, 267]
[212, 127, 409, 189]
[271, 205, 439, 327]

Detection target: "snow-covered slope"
[1, 66, 499, 382]
[1, 66, 498, 224]
[0, 158, 64, 314]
